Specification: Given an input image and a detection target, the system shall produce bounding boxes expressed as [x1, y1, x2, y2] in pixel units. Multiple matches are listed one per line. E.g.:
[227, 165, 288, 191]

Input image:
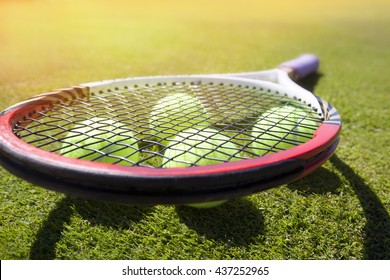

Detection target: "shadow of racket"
[29, 197, 153, 259]
[330, 155, 390, 259]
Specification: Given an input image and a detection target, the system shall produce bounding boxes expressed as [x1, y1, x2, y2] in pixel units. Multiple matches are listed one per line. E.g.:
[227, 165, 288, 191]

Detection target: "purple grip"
[279, 54, 319, 80]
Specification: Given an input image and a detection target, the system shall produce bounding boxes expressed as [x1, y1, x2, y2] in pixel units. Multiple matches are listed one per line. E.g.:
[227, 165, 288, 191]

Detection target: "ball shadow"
[176, 198, 265, 247]
[29, 196, 153, 259]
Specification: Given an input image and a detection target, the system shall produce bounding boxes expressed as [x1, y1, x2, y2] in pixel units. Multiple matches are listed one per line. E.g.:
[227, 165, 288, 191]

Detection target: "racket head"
[0, 74, 341, 205]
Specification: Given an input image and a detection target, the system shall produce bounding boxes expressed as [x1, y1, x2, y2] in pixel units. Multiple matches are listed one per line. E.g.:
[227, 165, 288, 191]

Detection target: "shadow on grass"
[296, 73, 388, 258]
[29, 197, 152, 259]
[297, 72, 323, 93]
[29, 196, 73, 260]
[288, 166, 342, 195]
[288, 155, 390, 259]
[176, 198, 264, 247]
[330, 155, 390, 259]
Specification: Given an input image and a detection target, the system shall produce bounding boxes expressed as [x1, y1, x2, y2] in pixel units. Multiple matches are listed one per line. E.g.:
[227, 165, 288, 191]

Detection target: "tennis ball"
[149, 93, 209, 144]
[162, 128, 239, 167]
[60, 117, 140, 165]
[251, 105, 319, 155]
[186, 200, 226, 209]
[162, 128, 240, 208]
[294, 117, 319, 143]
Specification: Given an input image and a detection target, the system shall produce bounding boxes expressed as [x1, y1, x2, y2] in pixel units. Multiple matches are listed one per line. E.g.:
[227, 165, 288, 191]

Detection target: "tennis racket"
[0, 54, 341, 206]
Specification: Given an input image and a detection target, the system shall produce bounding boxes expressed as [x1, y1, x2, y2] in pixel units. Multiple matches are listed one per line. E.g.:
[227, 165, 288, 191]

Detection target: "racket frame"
[0, 58, 341, 205]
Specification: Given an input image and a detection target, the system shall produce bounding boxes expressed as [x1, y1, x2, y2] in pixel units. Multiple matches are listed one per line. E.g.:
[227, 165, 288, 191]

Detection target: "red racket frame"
[0, 87, 340, 204]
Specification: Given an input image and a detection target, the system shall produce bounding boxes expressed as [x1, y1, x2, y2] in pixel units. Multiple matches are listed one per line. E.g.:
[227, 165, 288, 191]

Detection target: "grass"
[1, 0, 389, 260]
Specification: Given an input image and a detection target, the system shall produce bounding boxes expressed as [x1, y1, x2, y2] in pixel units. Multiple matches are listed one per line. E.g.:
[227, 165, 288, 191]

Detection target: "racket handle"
[278, 54, 319, 80]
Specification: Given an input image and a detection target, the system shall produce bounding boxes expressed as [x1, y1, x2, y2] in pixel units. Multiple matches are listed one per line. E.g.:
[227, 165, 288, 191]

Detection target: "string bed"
[12, 81, 322, 168]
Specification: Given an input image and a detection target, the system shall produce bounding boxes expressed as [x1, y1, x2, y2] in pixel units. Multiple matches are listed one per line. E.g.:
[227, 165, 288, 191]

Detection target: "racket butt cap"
[278, 54, 319, 80]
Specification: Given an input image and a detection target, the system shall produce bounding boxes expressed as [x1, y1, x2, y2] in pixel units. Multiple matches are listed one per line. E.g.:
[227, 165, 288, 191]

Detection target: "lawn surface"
[0, 0, 389, 259]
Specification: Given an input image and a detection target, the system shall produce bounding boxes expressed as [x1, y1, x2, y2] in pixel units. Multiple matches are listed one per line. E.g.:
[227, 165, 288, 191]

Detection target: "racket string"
[12, 81, 321, 167]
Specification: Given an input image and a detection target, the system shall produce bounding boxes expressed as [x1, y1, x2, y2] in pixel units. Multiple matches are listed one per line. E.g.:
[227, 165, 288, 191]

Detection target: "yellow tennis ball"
[60, 117, 140, 165]
[295, 117, 319, 142]
[251, 105, 318, 155]
[162, 128, 239, 167]
[186, 200, 226, 209]
[149, 93, 209, 144]
[162, 128, 239, 208]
